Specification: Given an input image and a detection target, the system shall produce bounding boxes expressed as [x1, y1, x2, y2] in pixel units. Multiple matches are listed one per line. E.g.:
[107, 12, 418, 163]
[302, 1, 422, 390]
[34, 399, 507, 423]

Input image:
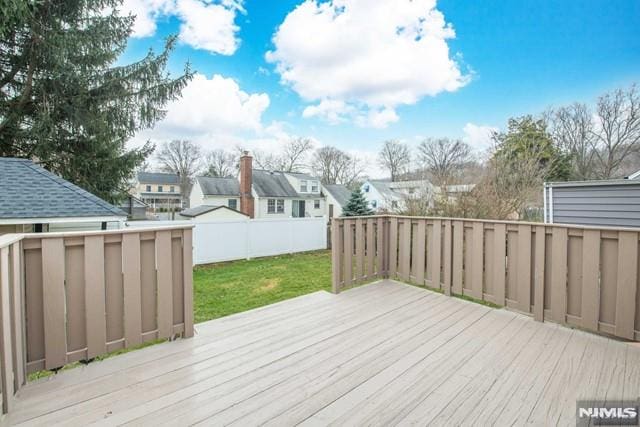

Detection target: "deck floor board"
[6, 280, 639, 426]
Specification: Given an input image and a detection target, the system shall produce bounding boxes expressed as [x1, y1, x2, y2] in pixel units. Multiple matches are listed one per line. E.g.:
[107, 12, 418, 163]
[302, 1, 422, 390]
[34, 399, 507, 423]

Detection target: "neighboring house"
[178, 205, 249, 221]
[544, 178, 640, 228]
[134, 172, 183, 212]
[0, 157, 126, 234]
[362, 180, 435, 212]
[117, 195, 150, 220]
[189, 152, 326, 219]
[323, 184, 352, 218]
[361, 179, 475, 213]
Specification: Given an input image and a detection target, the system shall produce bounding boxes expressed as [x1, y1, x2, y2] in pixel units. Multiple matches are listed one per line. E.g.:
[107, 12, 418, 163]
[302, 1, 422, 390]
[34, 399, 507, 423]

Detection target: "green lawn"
[193, 250, 332, 323]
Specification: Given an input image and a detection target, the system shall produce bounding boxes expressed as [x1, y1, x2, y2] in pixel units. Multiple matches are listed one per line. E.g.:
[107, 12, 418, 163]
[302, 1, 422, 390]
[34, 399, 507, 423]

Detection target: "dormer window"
[311, 181, 319, 192]
[300, 180, 308, 192]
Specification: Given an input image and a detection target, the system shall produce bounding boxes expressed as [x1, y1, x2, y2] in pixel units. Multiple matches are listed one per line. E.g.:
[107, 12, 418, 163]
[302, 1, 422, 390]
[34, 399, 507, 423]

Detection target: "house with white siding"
[188, 152, 326, 219]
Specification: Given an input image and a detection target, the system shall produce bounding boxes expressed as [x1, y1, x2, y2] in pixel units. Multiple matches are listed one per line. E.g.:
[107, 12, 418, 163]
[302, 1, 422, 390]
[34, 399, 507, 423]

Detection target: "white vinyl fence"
[125, 217, 327, 265]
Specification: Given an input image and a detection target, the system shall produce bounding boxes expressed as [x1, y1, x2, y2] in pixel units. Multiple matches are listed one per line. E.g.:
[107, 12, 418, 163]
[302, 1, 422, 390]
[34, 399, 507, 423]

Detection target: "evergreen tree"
[0, 1, 193, 202]
[342, 188, 373, 217]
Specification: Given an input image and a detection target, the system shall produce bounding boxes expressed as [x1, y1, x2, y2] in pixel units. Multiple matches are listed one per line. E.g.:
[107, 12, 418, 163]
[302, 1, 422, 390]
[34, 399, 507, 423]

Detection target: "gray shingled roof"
[137, 172, 180, 185]
[286, 171, 319, 181]
[196, 176, 240, 196]
[368, 180, 400, 200]
[0, 158, 126, 220]
[323, 184, 352, 207]
[252, 170, 298, 197]
[180, 205, 248, 218]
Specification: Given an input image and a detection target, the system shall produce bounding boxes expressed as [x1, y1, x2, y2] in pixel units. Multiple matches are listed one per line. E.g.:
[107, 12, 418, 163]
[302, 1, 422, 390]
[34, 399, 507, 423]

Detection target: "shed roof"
[0, 158, 126, 220]
[179, 205, 248, 218]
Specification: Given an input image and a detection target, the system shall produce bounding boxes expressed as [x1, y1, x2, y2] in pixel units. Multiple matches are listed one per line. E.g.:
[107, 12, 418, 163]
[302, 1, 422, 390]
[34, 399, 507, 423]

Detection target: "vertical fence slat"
[182, 229, 194, 338]
[389, 217, 398, 279]
[10, 242, 25, 390]
[415, 220, 426, 286]
[615, 231, 638, 340]
[355, 219, 365, 282]
[452, 221, 463, 294]
[443, 220, 452, 296]
[0, 247, 14, 413]
[331, 220, 342, 293]
[156, 231, 174, 339]
[517, 225, 532, 313]
[366, 219, 375, 279]
[470, 222, 484, 299]
[432, 220, 442, 289]
[581, 230, 600, 332]
[493, 223, 506, 306]
[533, 226, 546, 321]
[84, 236, 107, 359]
[122, 233, 142, 347]
[551, 227, 568, 325]
[376, 218, 384, 277]
[400, 219, 411, 282]
[344, 219, 353, 287]
[41, 238, 67, 370]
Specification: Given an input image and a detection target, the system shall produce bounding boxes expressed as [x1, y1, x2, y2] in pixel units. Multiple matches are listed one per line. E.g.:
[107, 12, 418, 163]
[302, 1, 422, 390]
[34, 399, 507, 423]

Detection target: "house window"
[268, 199, 285, 214]
[364, 184, 370, 193]
[228, 199, 238, 210]
[146, 185, 151, 192]
[311, 181, 319, 192]
[158, 185, 163, 192]
[371, 200, 378, 208]
[170, 186, 175, 193]
[300, 180, 308, 192]
[314, 200, 320, 209]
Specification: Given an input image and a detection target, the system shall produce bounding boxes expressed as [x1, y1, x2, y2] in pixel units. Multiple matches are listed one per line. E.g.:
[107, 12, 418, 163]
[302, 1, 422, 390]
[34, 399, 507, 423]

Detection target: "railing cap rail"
[20, 224, 195, 240]
[332, 214, 640, 233]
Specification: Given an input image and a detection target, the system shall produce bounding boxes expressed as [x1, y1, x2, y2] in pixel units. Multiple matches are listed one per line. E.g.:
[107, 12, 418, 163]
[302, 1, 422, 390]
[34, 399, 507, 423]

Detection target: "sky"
[119, 0, 640, 177]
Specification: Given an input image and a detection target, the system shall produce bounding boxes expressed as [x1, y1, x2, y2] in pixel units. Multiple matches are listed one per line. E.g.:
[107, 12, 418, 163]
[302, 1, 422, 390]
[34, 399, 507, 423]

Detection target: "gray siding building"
[544, 179, 640, 228]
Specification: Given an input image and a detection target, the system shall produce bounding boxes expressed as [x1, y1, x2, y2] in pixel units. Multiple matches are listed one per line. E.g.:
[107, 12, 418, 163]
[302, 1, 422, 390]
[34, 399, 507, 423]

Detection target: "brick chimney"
[239, 151, 254, 218]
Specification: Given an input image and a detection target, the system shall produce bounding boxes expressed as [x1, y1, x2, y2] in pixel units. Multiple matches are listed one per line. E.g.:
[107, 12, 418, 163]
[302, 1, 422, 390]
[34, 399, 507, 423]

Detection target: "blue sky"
[121, 0, 640, 173]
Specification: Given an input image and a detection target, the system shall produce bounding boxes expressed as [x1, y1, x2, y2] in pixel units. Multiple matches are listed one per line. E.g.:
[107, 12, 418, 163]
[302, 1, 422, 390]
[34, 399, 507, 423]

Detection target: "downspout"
[548, 185, 554, 224]
[543, 183, 547, 223]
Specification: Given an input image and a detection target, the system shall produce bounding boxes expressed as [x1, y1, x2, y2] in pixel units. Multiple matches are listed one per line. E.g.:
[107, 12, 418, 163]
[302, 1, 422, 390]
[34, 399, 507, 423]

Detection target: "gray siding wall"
[548, 183, 640, 228]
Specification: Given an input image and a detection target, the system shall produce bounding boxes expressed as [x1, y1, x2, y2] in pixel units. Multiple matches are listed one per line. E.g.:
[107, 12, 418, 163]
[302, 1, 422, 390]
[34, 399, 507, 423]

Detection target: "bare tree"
[156, 140, 203, 207]
[377, 140, 411, 180]
[548, 103, 596, 180]
[204, 149, 236, 177]
[417, 138, 471, 185]
[311, 146, 365, 188]
[591, 84, 640, 178]
[279, 137, 314, 172]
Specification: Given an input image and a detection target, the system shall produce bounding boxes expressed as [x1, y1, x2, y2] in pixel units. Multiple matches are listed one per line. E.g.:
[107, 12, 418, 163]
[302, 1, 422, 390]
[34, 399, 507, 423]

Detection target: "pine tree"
[342, 188, 373, 217]
[0, 1, 193, 202]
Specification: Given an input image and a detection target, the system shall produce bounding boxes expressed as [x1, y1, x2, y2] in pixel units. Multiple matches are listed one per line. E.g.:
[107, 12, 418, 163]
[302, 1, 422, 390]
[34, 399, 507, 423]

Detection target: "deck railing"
[0, 225, 194, 414]
[331, 215, 640, 342]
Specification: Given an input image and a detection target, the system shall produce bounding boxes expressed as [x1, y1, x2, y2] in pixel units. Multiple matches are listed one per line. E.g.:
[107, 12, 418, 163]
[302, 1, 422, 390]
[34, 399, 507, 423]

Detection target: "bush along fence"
[331, 215, 640, 342]
[0, 226, 194, 414]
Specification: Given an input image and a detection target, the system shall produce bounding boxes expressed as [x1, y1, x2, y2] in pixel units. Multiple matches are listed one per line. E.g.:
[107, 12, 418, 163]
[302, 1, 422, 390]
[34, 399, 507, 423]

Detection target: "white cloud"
[119, 0, 243, 55]
[463, 123, 498, 151]
[267, 0, 469, 128]
[128, 73, 271, 152]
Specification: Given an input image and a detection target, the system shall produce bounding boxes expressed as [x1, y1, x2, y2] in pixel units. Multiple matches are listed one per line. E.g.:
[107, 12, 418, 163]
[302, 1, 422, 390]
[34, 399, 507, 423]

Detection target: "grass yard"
[193, 250, 332, 323]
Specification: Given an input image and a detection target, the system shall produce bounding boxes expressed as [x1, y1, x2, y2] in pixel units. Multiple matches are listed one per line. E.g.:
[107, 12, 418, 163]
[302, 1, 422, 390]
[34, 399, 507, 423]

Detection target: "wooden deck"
[5, 280, 640, 426]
